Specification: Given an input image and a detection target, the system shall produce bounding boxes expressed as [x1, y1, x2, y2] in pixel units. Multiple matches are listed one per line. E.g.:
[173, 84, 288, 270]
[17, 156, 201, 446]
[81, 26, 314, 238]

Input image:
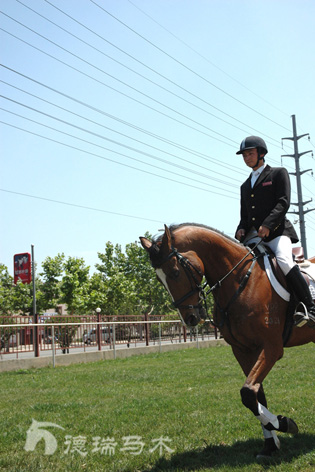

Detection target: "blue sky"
[1, 0, 315, 276]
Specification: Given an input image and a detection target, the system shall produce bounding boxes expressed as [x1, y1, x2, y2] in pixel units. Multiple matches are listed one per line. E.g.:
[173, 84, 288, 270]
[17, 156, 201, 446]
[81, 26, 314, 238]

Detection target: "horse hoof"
[256, 437, 279, 460]
[286, 418, 299, 434]
[256, 448, 275, 460]
[278, 416, 299, 434]
[256, 452, 273, 460]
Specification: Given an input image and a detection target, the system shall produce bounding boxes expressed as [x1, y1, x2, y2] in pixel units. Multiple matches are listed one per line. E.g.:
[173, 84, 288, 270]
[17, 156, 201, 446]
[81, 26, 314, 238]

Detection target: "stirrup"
[293, 302, 309, 328]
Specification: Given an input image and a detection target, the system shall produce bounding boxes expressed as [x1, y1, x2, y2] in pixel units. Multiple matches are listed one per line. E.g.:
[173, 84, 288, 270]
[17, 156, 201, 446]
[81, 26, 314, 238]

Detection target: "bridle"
[158, 240, 263, 326]
[158, 246, 209, 320]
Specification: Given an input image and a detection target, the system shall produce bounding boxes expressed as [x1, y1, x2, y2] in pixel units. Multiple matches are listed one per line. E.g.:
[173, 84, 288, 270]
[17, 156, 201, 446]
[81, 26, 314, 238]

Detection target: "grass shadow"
[148, 433, 315, 471]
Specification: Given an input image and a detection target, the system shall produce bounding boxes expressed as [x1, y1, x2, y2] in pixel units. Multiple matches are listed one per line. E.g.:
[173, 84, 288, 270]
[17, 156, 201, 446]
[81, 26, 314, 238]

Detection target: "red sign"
[14, 253, 32, 284]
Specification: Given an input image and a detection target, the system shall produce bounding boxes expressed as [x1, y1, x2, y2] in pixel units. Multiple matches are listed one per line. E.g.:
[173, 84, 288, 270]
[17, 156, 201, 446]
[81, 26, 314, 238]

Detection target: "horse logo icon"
[24, 419, 65, 455]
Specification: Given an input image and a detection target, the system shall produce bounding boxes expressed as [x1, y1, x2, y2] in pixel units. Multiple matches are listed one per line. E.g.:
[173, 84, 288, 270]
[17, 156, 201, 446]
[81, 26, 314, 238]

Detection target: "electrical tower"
[282, 114, 314, 258]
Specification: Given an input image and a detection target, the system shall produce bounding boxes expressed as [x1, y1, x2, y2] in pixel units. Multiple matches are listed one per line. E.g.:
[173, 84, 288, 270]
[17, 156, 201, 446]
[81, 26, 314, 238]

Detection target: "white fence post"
[159, 323, 162, 353]
[51, 325, 55, 368]
[112, 324, 116, 359]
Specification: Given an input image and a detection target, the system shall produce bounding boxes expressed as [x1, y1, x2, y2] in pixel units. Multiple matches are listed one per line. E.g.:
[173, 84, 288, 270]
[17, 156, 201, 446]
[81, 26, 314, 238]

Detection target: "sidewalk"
[0, 337, 226, 372]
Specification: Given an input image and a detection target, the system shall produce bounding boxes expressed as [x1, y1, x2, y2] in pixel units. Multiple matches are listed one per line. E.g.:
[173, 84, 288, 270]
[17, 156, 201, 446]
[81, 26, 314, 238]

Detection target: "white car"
[83, 327, 112, 344]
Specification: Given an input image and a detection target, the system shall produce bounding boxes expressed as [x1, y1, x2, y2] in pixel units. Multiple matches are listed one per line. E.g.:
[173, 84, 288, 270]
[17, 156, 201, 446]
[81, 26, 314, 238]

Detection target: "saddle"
[250, 245, 315, 345]
[252, 245, 315, 302]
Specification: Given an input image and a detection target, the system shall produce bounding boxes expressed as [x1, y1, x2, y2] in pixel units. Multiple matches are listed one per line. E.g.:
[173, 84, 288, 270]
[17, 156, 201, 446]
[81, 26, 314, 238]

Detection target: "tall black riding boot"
[286, 265, 315, 328]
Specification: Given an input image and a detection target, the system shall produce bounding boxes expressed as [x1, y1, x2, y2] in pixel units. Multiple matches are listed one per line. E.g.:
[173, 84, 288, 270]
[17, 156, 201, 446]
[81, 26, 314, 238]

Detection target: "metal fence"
[0, 315, 219, 360]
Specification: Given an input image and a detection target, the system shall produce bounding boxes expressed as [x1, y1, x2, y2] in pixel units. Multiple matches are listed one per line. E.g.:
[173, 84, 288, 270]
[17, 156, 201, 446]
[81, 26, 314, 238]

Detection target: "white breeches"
[244, 229, 295, 276]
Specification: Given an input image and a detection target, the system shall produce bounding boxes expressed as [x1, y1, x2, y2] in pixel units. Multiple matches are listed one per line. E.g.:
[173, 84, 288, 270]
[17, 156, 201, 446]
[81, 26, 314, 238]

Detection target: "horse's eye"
[173, 269, 180, 279]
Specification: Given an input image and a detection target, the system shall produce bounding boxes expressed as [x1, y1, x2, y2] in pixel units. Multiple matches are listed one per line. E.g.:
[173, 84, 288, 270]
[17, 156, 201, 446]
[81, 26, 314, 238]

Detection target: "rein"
[160, 239, 263, 326]
[208, 239, 263, 293]
[208, 239, 263, 328]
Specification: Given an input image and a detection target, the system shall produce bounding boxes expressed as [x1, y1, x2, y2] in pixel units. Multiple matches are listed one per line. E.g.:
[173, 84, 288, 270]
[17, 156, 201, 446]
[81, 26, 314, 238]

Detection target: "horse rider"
[235, 135, 315, 327]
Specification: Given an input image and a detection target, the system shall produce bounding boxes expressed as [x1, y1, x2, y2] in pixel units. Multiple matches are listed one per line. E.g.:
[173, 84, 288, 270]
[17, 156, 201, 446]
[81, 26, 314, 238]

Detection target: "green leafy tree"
[12, 280, 33, 315]
[60, 257, 90, 315]
[96, 243, 133, 317]
[96, 236, 173, 318]
[0, 264, 14, 314]
[37, 254, 65, 312]
[0, 263, 34, 315]
[84, 272, 108, 314]
[124, 238, 172, 315]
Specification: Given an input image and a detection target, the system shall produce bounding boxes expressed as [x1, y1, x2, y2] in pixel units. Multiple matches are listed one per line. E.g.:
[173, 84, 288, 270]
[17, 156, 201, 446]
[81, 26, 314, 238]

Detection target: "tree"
[37, 254, 65, 312]
[0, 264, 33, 315]
[96, 236, 173, 318]
[84, 272, 108, 314]
[0, 264, 14, 314]
[95, 242, 134, 317]
[0, 232, 176, 318]
[59, 257, 90, 315]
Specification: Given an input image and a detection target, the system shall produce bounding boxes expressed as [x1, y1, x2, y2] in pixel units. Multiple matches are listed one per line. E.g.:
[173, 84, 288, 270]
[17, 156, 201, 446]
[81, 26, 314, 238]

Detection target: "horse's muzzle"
[185, 306, 207, 327]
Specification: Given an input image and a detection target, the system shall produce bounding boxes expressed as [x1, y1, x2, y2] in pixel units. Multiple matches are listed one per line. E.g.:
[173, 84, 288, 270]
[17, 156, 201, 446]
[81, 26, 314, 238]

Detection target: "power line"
[0, 99, 240, 195]
[90, 0, 291, 132]
[0, 14, 239, 147]
[1, 8, 294, 159]
[0, 64, 249, 179]
[0, 25, 238, 149]
[0, 119, 239, 200]
[0, 5, 299, 177]
[25, 0, 284, 145]
[126, 0, 290, 118]
[0, 188, 165, 224]
[1, 81, 242, 188]
[2, 5, 291, 152]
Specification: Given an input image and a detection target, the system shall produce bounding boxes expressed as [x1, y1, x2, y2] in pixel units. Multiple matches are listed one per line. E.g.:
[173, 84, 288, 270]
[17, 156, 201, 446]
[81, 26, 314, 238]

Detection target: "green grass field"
[0, 343, 314, 472]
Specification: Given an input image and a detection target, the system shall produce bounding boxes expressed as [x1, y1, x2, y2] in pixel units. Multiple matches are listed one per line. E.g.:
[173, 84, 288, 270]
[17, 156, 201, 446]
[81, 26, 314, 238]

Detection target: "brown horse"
[140, 223, 315, 458]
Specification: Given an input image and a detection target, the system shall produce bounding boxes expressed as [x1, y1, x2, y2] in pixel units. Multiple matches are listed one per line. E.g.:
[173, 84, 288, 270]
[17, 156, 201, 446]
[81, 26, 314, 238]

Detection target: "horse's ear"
[139, 237, 152, 252]
[160, 224, 172, 254]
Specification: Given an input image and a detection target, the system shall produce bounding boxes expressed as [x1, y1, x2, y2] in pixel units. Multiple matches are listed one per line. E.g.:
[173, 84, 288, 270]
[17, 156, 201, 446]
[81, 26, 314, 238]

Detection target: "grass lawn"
[0, 343, 314, 472]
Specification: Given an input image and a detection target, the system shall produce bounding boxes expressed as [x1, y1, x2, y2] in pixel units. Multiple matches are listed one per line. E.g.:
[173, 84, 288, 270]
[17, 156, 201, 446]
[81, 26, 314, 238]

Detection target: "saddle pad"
[264, 254, 315, 302]
[263, 253, 291, 302]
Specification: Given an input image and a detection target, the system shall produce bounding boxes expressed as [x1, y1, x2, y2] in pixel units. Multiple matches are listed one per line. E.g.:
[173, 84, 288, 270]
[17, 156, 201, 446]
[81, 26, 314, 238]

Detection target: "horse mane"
[148, 223, 237, 268]
[153, 223, 236, 244]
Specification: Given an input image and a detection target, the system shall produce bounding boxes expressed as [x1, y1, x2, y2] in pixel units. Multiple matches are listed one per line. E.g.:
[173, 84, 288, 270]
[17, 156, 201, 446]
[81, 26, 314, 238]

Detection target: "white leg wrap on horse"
[256, 403, 279, 430]
[261, 425, 280, 449]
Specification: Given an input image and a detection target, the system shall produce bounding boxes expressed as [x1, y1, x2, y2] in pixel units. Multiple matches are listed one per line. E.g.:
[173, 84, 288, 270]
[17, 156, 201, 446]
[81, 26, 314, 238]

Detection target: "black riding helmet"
[236, 136, 268, 155]
[236, 136, 268, 168]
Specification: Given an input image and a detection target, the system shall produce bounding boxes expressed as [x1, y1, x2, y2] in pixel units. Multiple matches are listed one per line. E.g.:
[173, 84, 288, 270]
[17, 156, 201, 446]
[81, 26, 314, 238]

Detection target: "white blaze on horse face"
[155, 268, 187, 326]
[155, 269, 173, 298]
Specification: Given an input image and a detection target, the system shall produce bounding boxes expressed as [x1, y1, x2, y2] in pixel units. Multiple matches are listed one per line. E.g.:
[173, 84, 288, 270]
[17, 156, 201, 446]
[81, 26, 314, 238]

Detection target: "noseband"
[159, 247, 208, 318]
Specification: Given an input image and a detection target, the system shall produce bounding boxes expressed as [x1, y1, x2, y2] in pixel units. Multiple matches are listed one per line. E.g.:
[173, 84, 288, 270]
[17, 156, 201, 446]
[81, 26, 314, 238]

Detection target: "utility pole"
[282, 114, 314, 258]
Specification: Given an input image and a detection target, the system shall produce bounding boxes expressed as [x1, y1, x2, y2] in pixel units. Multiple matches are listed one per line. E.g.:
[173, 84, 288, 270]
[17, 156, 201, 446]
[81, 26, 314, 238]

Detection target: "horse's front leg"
[257, 384, 280, 457]
[241, 345, 298, 433]
[232, 344, 298, 457]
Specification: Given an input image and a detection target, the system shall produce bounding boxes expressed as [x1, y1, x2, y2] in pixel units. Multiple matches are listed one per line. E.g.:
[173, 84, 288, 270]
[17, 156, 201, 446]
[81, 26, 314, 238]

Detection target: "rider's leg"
[242, 232, 315, 325]
[265, 235, 315, 326]
[263, 235, 295, 276]
[285, 265, 315, 326]
[262, 236, 315, 326]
